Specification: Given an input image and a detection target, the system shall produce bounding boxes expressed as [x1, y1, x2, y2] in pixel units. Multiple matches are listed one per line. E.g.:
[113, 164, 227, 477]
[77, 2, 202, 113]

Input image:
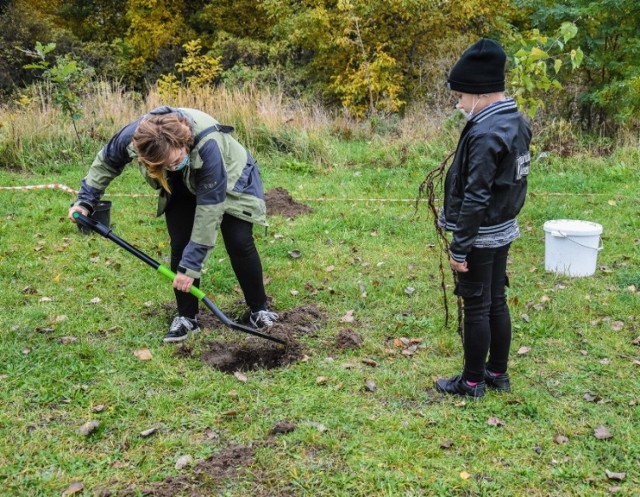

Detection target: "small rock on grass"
[140, 427, 159, 438]
[77, 420, 100, 436]
[175, 455, 193, 470]
[270, 421, 296, 435]
[364, 379, 377, 392]
[61, 482, 84, 496]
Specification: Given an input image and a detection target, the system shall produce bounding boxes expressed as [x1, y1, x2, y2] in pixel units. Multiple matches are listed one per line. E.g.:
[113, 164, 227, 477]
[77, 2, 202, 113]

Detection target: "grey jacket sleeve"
[178, 140, 228, 279]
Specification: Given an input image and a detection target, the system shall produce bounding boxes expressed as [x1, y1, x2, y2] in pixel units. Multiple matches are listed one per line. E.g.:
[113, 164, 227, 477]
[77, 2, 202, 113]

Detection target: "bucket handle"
[551, 230, 604, 251]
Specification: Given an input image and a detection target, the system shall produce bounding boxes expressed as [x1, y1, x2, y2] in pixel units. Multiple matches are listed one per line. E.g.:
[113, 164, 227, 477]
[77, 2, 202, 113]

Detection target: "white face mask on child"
[457, 96, 481, 120]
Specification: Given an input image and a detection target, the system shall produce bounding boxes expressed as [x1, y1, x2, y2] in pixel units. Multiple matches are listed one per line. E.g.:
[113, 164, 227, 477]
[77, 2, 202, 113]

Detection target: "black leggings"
[164, 173, 268, 319]
[455, 244, 512, 383]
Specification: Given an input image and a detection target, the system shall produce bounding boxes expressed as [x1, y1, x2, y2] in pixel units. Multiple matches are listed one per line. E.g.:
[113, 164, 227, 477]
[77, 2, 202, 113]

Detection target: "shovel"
[73, 212, 286, 345]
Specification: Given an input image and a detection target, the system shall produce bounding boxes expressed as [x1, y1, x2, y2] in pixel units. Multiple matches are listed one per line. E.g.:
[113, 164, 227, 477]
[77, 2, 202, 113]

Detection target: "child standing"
[435, 39, 532, 398]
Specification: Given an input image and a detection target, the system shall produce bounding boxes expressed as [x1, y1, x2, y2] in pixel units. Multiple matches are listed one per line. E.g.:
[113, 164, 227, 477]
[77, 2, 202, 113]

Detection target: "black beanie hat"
[448, 38, 506, 94]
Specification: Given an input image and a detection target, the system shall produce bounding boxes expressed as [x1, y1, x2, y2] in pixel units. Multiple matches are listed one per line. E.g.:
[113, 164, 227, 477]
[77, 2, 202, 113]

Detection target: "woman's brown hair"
[133, 113, 194, 192]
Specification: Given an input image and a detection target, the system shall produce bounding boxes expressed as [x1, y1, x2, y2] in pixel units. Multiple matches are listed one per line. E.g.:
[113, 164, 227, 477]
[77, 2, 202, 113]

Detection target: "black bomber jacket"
[442, 99, 532, 262]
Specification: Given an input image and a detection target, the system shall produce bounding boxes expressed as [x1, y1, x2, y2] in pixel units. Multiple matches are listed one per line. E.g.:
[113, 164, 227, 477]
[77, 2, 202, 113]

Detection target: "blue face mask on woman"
[173, 154, 190, 171]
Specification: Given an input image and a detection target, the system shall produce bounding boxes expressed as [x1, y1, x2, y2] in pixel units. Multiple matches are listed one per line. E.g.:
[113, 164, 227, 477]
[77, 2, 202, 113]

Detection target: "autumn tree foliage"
[1, 0, 637, 130]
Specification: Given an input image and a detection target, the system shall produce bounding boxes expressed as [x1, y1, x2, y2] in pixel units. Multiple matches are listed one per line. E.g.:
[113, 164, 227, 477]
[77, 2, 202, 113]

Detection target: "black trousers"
[455, 244, 512, 383]
[164, 172, 268, 319]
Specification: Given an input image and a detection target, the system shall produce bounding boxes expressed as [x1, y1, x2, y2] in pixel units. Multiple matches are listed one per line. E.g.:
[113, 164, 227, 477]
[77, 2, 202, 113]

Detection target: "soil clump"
[126, 445, 255, 497]
[264, 187, 313, 218]
[335, 329, 363, 350]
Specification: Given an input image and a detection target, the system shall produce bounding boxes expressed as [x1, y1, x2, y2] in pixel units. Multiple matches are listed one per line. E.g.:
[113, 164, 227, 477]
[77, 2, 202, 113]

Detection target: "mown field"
[0, 103, 639, 496]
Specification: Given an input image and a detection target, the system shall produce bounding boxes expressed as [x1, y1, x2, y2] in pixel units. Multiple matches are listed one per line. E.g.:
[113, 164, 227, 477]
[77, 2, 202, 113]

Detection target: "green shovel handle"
[157, 265, 206, 300]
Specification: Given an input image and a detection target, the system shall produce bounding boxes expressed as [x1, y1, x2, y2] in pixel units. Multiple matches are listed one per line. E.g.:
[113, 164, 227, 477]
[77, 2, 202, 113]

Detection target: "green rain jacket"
[73, 106, 267, 279]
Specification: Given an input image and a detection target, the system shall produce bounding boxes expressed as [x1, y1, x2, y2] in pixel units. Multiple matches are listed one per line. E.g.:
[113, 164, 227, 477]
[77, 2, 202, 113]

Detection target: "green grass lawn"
[0, 141, 638, 496]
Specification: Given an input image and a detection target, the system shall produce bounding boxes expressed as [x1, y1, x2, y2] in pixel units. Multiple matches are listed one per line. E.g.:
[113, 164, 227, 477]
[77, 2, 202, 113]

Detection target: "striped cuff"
[450, 252, 467, 263]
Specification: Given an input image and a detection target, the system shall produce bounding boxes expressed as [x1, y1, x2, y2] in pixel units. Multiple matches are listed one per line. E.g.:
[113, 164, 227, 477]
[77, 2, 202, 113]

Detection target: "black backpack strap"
[193, 124, 235, 146]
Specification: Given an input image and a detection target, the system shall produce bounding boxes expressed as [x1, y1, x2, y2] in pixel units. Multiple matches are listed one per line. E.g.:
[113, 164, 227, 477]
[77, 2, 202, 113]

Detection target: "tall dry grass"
[0, 81, 455, 171]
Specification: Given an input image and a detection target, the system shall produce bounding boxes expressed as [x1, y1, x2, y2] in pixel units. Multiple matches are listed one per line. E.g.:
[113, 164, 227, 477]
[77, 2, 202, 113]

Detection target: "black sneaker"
[163, 316, 199, 343]
[249, 309, 279, 328]
[435, 374, 485, 398]
[485, 369, 511, 392]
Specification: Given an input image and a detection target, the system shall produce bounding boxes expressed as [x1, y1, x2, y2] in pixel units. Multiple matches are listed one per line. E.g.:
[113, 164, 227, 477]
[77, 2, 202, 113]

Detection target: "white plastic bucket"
[543, 219, 603, 277]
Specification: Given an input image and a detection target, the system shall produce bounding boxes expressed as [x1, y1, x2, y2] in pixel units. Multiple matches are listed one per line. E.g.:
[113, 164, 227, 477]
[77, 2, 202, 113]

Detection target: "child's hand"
[449, 257, 468, 273]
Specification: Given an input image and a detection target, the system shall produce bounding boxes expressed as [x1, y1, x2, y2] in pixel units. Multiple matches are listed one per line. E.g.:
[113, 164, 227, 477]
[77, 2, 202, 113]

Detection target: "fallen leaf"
[77, 420, 100, 436]
[59, 336, 78, 345]
[39, 297, 52, 303]
[605, 470, 626, 481]
[339, 310, 355, 323]
[460, 471, 471, 480]
[316, 376, 328, 385]
[607, 199, 616, 206]
[62, 481, 84, 496]
[554, 434, 569, 444]
[362, 358, 378, 367]
[401, 345, 418, 357]
[404, 287, 415, 296]
[440, 439, 453, 449]
[594, 425, 613, 440]
[611, 321, 624, 332]
[134, 349, 152, 361]
[287, 249, 301, 259]
[90, 297, 101, 304]
[517, 346, 531, 355]
[487, 416, 505, 427]
[202, 428, 220, 440]
[364, 379, 377, 392]
[307, 421, 328, 432]
[325, 265, 335, 272]
[521, 313, 530, 323]
[633, 336, 640, 346]
[234, 371, 248, 383]
[290, 289, 299, 296]
[140, 427, 158, 438]
[221, 409, 239, 417]
[583, 393, 601, 403]
[175, 455, 193, 470]
[540, 295, 551, 303]
[93, 404, 106, 413]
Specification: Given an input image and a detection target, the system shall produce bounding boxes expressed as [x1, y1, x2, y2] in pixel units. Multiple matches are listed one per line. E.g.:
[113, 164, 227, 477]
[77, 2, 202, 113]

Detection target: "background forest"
[1, 0, 639, 136]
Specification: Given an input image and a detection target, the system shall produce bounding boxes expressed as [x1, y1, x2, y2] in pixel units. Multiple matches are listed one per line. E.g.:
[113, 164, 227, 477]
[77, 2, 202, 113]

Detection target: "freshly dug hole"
[199, 304, 326, 373]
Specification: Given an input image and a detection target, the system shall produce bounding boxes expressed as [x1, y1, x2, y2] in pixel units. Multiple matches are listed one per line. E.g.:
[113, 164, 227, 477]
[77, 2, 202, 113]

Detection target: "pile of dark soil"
[335, 329, 363, 350]
[264, 187, 313, 218]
